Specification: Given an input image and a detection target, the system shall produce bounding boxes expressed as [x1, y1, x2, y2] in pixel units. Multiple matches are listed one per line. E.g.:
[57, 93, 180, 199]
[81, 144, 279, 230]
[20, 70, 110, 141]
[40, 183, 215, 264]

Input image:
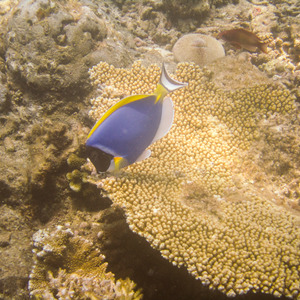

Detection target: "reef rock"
[173, 33, 225, 66]
[163, 0, 238, 18]
[0, 80, 8, 112]
[5, 0, 107, 92]
[0, 205, 33, 298]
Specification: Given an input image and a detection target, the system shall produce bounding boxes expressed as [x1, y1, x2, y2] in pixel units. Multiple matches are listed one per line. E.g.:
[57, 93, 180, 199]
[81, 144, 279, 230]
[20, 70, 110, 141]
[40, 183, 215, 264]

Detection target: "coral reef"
[29, 226, 142, 299]
[196, 0, 300, 101]
[162, 0, 238, 18]
[238, 112, 300, 212]
[0, 81, 8, 113]
[5, 0, 107, 92]
[26, 120, 73, 196]
[172, 33, 225, 66]
[163, 0, 211, 18]
[0, 71, 87, 298]
[206, 54, 274, 90]
[0, 205, 33, 298]
[0, 0, 299, 299]
[87, 61, 299, 299]
[67, 153, 86, 170]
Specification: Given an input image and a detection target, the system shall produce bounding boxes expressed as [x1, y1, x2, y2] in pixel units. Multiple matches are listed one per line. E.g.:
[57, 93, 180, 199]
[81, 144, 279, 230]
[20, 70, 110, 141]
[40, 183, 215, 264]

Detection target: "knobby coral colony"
[87, 61, 299, 299]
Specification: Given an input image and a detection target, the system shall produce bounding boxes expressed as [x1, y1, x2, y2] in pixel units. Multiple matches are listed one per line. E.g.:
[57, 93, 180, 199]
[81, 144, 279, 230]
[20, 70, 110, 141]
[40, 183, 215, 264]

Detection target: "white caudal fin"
[160, 63, 188, 92]
[152, 97, 174, 143]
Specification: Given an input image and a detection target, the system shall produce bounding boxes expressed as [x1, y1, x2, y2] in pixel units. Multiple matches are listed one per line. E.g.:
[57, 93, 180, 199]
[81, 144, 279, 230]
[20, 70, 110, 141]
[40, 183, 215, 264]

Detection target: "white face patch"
[107, 159, 115, 172]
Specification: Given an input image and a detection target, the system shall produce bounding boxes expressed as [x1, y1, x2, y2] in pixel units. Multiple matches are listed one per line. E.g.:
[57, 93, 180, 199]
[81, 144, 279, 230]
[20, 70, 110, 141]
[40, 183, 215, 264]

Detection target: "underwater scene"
[0, 0, 299, 299]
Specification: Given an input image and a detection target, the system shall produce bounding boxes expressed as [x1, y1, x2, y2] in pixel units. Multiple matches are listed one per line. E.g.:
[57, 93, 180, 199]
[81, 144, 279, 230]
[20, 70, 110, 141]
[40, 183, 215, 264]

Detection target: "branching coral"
[87, 61, 299, 299]
[29, 226, 142, 300]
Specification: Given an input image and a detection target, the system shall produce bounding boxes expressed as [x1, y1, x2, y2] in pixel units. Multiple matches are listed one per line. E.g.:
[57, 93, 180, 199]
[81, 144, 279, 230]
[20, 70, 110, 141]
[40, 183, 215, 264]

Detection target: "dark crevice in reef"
[98, 207, 290, 300]
[72, 187, 112, 212]
[29, 172, 69, 224]
[0, 276, 29, 299]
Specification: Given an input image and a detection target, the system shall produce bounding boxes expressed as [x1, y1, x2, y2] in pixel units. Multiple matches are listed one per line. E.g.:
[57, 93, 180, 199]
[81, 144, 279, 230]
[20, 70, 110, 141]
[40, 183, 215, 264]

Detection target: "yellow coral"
[87, 61, 299, 299]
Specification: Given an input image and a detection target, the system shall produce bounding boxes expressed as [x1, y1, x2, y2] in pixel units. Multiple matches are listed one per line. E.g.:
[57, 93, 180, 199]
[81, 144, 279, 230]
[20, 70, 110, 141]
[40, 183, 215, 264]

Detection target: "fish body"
[217, 28, 268, 53]
[86, 64, 187, 172]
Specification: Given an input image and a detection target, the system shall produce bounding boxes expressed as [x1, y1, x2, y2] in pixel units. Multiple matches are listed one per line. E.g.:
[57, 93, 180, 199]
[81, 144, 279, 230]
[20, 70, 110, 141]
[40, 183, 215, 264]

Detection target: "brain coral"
[28, 226, 142, 299]
[87, 61, 299, 299]
[172, 34, 225, 66]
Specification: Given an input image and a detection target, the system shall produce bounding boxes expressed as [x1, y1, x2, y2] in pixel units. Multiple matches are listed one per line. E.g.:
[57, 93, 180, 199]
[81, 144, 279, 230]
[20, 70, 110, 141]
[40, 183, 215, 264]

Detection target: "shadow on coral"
[0, 276, 29, 299]
[29, 172, 69, 224]
[72, 184, 112, 212]
[0, 180, 12, 204]
[98, 207, 293, 300]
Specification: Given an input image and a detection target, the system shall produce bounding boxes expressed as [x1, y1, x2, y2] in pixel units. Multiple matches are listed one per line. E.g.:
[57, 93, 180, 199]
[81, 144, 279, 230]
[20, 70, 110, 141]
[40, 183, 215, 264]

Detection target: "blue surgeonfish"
[86, 64, 187, 172]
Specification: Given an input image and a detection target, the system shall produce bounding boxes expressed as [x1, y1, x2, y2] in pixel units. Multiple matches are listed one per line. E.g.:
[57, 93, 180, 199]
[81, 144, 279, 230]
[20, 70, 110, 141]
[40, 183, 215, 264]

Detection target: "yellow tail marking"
[114, 156, 124, 172]
[154, 84, 169, 104]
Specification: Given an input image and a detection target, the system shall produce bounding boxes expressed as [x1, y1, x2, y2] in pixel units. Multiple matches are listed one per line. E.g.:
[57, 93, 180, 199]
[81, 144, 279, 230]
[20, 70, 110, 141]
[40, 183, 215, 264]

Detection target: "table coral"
[87, 61, 299, 299]
[28, 226, 142, 300]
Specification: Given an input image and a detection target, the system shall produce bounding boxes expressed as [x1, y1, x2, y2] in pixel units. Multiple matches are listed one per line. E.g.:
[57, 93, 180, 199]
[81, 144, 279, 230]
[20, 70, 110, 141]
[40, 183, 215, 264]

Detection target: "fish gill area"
[0, 0, 299, 299]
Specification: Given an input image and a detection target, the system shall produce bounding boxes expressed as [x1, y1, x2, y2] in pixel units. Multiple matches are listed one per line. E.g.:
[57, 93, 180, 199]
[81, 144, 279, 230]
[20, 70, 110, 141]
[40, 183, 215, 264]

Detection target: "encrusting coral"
[28, 226, 142, 299]
[66, 153, 88, 192]
[86, 61, 299, 299]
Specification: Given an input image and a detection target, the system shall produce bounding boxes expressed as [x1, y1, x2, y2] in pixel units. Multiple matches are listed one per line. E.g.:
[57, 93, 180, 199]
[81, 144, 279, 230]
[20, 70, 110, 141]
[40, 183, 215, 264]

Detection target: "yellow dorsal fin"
[154, 83, 169, 103]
